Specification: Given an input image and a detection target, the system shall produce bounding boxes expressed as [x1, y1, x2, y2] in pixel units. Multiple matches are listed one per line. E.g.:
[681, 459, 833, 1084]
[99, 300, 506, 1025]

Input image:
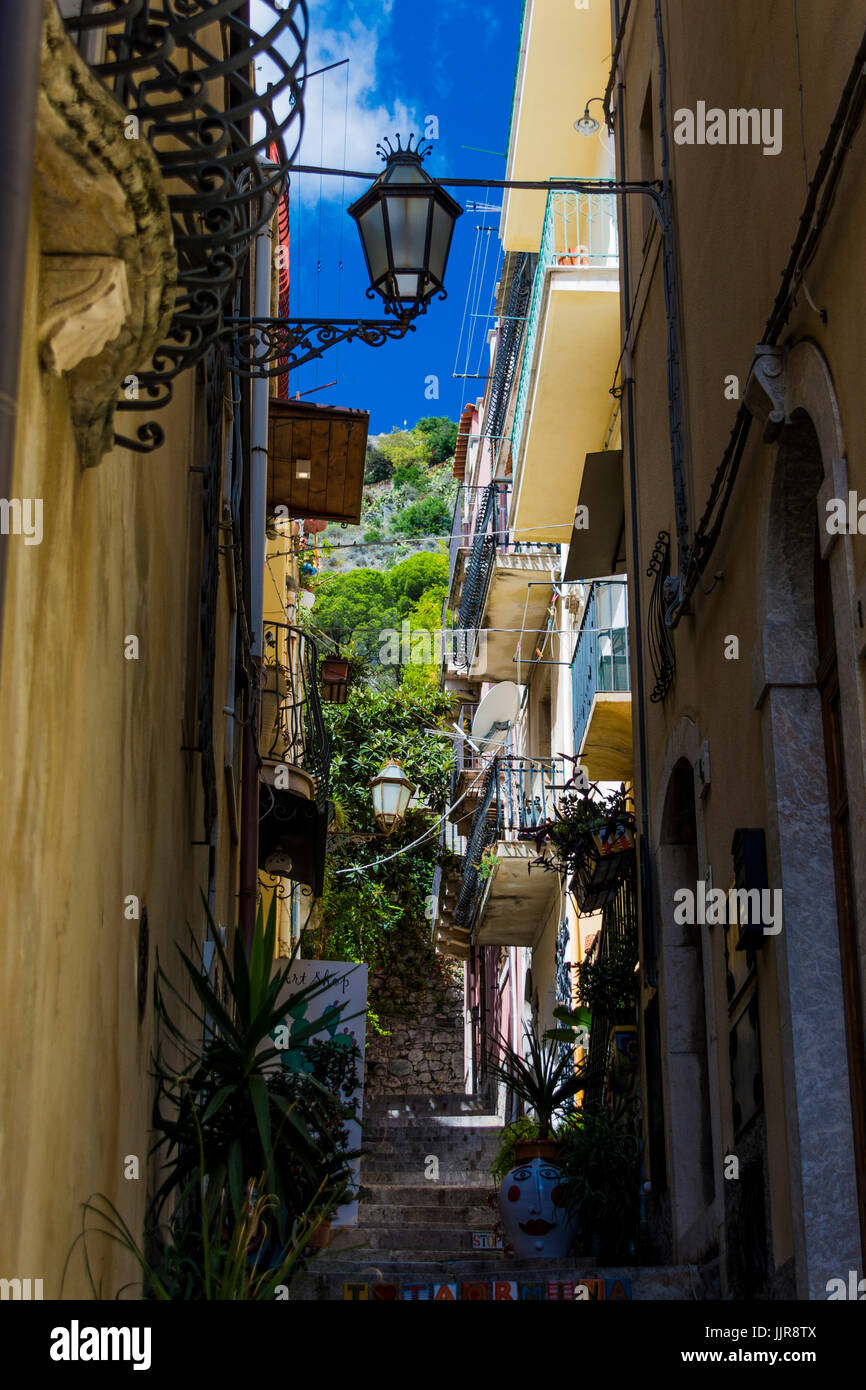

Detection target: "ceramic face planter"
[498, 1157, 578, 1258]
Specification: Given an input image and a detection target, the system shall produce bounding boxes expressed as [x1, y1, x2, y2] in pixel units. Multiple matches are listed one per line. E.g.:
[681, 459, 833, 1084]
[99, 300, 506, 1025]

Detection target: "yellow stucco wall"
[0, 198, 239, 1297]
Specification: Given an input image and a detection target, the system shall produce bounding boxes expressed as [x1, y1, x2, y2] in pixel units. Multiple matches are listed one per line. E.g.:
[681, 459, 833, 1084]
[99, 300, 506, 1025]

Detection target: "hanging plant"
[532, 779, 635, 912]
[476, 846, 501, 881]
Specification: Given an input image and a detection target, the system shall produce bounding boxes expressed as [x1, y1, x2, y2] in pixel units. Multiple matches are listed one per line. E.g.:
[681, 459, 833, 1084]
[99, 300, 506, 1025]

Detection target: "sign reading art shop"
[269, 959, 368, 1227]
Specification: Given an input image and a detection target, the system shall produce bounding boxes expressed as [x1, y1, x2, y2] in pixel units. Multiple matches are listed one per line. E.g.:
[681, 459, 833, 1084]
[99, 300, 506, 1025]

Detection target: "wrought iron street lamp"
[227, 134, 462, 379]
[369, 759, 415, 834]
[348, 136, 463, 320]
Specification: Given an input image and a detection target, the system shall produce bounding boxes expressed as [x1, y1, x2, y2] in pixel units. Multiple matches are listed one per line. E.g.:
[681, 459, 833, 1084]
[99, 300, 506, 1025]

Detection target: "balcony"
[452, 756, 566, 947]
[445, 482, 560, 683]
[501, 0, 613, 252]
[571, 581, 632, 783]
[509, 191, 620, 542]
[258, 623, 331, 895]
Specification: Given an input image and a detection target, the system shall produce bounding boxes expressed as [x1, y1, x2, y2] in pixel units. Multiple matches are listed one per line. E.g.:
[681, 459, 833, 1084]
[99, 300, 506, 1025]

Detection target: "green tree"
[307, 684, 455, 972]
[364, 445, 393, 483]
[415, 415, 459, 465]
[391, 494, 452, 538]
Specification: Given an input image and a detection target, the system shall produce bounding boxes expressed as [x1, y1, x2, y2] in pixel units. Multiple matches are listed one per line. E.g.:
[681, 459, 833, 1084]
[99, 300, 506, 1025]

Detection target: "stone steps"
[361, 1183, 491, 1209]
[359, 1204, 491, 1228]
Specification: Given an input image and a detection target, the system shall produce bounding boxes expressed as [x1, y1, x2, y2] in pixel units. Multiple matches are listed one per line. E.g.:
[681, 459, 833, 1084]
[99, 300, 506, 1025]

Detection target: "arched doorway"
[651, 756, 716, 1264]
[757, 396, 864, 1294]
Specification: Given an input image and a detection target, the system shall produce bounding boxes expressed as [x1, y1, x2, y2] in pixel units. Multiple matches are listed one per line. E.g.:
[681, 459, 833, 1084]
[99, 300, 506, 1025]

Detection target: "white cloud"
[257, 0, 425, 205]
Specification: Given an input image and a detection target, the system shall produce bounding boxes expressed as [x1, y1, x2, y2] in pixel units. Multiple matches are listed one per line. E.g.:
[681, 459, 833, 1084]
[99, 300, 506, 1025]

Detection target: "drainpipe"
[239, 179, 279, 952]
[0, 4, 42, 682]
[612, 0, 657, 987]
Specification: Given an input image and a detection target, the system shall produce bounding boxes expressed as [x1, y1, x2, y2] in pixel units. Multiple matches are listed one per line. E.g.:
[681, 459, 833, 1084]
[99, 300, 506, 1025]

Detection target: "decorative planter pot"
[320, 656, 350, 704]
[498, 1152, 579, 1259]
[307, 1218, 331, 1250]
[513, 1138, 562, 1165]
[569, 825, 635, 913]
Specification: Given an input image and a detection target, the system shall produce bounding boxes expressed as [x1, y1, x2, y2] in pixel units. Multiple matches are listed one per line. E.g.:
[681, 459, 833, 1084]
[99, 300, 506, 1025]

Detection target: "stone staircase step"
[329, 1225, 492, 1253]
[359, 1204, 493, 1228]
[295, 1261, 705, 1299]
[362, 1168, 492, 1186]
[361, 1183, 491, 1209]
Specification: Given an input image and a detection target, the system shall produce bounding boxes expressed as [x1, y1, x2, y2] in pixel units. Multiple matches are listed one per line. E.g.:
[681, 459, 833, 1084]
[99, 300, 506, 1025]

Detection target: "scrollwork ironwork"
[60, 1, 308, 442]
[224, 315, 416, 377]
[646, 530, 676, 703]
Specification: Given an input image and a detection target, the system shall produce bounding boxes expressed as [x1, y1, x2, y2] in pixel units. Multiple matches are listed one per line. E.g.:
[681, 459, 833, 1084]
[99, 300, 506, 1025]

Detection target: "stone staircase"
[292, 1091, 706, 1299]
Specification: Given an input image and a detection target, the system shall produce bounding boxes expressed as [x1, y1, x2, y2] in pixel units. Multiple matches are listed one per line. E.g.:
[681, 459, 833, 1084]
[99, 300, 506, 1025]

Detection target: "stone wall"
[364, 933, 465, 1095]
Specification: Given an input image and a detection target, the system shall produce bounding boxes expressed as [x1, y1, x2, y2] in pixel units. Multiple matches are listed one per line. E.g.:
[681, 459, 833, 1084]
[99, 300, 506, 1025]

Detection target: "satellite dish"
[471, 682, 520, 751]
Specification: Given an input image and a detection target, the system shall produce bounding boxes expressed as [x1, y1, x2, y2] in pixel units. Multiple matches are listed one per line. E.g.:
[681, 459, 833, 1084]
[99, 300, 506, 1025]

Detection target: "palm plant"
[485, 1022, 587, 1140]
[150, 892, 362, 1243]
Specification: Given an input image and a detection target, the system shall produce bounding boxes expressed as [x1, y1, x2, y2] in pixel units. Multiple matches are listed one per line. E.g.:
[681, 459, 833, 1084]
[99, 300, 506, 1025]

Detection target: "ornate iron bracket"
[647, 530, 676, 703]
[223, 315, 417, 377]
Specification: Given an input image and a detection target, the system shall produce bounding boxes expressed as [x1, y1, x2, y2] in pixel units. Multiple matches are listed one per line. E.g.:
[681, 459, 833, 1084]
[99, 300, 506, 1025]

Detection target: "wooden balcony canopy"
[268, 398, 369, 524]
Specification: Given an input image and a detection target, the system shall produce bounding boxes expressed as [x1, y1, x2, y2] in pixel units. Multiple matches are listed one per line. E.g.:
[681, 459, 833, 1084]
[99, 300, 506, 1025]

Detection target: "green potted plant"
[556, 1101, 639, 1261]
[485, 1022, 585, 1160]
[533, 780, 635, 913]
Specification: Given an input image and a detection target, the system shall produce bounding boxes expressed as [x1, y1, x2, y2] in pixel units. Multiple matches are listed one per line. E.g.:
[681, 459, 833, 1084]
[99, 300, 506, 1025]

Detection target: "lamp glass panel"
[358, 203, 388, 281]
[384, 193, 429, 270]
[427, 200, 455, 283]
[395, 272, 420, 300]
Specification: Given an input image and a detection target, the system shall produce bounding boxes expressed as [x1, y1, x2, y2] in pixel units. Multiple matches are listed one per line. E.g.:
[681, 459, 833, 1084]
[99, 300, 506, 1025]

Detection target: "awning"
[563, 450, 625, 582]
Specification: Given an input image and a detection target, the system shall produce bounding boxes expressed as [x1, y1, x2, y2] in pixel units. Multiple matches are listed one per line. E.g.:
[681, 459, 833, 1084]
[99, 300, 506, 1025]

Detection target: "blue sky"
[278, 0, 524, 435]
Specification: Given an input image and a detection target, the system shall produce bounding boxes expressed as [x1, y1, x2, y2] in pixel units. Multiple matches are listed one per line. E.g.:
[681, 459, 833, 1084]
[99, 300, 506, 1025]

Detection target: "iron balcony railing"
[60, 0, 307, 451]
[454, 755, 567, 929]
[583, 862, 639, 1106]
[571, 580, 630, 759]
[448, 480, 559, 646]
[511, 189, 619, 463]
[261, 622, 330, 815]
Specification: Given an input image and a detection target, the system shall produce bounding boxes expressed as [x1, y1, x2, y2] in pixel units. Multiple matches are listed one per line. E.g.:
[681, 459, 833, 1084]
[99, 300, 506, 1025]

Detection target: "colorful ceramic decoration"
[492, 1281, 518, 1300]
[371, 1283, 399, 1300]
[460, 1282, 488, 1300]
[498, 1156, 579, 1258]
[402, 1284, 429, 1300]
[432, 1283, 459, 1300]
[342, 1282, 368, 1300]
[520, 1283, 545, 1299]
[574, 1279, 605, 1300]
[605, 1276, 632, 1300]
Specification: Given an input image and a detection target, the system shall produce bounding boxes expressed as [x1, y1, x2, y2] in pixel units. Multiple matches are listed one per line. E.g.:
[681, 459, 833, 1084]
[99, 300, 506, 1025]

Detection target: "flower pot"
[320, 656, 350, 704]
[498, 1152, 578, 1259]
[307, 1218, 331, 1250]
[513, 1138, 562, 1164]
[570, 825, 635, 913]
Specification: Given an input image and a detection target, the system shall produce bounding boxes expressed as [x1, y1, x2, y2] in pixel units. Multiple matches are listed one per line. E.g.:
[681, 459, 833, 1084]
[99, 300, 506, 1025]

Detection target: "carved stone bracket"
[34, 0, 176, 466]
[744, 344, 789, 443]
[39, 256, 131, 376]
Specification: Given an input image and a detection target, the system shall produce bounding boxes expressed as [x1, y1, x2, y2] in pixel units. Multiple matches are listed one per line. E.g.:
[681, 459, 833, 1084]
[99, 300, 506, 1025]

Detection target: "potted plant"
[486, 1022, 585, 1158]
[533, 780, 635, 913]
[555, 1101, 639, 1261]
[486, 1024, 586, 1258]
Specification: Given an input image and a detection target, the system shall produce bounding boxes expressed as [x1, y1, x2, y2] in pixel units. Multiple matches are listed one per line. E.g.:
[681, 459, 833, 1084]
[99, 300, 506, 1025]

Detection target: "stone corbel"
[39, 256, 131, 376]
[744, 345, 789, 443]
[35, 0, 176, 467]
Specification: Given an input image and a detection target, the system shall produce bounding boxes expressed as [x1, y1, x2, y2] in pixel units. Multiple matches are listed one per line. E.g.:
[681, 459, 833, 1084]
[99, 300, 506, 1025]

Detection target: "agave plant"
[485, 1022, 587, 1140]
[149, 892, 362, 1245]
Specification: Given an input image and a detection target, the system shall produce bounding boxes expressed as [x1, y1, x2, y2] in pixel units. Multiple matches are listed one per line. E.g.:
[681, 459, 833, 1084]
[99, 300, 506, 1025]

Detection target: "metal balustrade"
[445, 480, 559, 671]
[454, 755, 567, 929]
[261, 622, 330, 814]
[511, 190, 619, 462]
[571, 580, 630, 759]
